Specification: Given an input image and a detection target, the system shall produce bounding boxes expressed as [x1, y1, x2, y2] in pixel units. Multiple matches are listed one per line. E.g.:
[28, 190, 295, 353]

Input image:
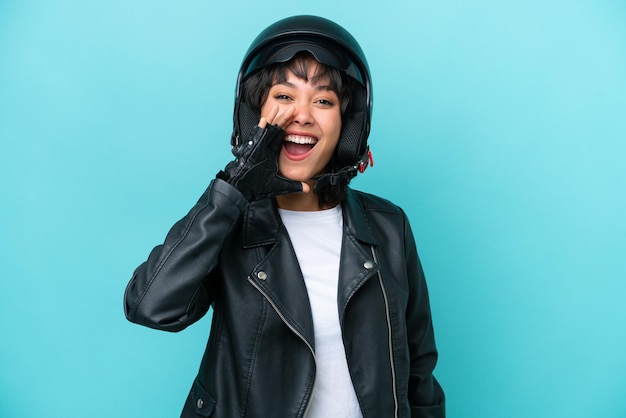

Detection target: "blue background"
[1, 1, 625, 417]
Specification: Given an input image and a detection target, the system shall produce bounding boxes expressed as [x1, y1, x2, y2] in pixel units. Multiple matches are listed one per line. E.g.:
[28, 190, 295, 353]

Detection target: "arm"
[403, 213, 446, 417]
[124, 179, 248, 332]
[125, 110, 303, 332]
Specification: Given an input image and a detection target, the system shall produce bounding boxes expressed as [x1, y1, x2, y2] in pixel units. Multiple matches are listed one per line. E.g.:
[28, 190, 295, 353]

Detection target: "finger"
[257, 117, 268, 129]
[273, 106, 295, 129]
[260, 104, 279, 126]
[301, 182, 310, 193]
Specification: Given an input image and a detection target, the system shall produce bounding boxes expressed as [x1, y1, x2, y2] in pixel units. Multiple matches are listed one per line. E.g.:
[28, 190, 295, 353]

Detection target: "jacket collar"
[242, 188, 378, 248]
[242, 188, 381, 347]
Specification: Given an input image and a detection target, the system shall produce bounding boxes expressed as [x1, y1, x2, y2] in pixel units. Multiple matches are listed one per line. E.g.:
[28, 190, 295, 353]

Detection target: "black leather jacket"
[124, 179, 445, 417]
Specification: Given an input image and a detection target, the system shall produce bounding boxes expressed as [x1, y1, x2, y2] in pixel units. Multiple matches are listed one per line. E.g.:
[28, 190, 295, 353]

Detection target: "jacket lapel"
[337, 189, 380, 326]
[242, 199, 315, 350]
[240, 190, 381, 348]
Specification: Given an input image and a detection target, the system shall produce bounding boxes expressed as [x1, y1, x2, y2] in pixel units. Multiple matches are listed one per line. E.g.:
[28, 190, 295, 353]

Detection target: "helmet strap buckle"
[358, 149, 374, 174]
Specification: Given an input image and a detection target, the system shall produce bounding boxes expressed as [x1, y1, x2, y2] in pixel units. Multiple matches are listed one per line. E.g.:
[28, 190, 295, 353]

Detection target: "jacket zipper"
[247, 277, 317, 417]
[371, 246, 399, 418]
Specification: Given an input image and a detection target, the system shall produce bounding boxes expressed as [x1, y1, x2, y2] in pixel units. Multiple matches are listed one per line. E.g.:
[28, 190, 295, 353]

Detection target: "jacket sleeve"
[124, 178, 249, 332]
[403, 212, 446, 417]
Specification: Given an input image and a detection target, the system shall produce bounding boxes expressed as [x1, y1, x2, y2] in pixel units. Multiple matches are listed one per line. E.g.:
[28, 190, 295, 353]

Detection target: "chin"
[282, 173, 310, 183]
[279, 167, 311, 182]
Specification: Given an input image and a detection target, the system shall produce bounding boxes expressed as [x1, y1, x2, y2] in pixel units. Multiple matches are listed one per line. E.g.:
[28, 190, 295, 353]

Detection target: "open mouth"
[283, 134, 317, 157]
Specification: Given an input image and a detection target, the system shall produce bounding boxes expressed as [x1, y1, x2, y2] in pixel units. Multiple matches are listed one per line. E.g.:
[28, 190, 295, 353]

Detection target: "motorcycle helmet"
[232, 15, 373, 182]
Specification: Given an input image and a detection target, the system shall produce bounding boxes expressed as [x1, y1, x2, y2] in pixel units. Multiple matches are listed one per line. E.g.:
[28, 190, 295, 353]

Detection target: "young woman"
[124, 15, 445, 418]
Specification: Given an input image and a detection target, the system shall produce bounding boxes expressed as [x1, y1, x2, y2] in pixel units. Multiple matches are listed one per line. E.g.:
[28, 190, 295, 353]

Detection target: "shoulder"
[346, 188, 406, 217]
[343, 188, 414, 250]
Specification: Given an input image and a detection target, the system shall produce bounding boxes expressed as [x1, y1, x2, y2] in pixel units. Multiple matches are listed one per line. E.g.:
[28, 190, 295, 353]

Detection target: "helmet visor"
[243, 37, 366, 86]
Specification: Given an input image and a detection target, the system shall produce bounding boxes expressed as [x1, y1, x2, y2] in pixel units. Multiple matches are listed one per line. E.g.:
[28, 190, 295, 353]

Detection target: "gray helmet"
[232, 15, 373, 177]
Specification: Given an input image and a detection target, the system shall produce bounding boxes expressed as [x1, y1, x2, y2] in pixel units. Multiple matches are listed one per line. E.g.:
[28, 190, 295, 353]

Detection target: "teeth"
[285, 135, 317, 144]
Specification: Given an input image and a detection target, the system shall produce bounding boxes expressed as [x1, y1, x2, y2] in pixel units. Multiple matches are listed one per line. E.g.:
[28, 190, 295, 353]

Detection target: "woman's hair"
[241, 52, 357, 208]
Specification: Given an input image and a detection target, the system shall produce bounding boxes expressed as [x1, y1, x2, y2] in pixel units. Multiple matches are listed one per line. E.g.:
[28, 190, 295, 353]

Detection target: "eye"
[316, 98, 335, 107]
[274, 94, 292, 101]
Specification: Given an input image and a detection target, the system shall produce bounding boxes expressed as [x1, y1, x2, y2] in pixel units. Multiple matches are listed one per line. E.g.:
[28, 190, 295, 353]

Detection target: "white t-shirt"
[278, 206, 363, 418]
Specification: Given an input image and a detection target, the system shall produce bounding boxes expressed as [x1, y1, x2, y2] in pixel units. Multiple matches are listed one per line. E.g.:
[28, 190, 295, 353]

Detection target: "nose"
[292, 101, 313, 126]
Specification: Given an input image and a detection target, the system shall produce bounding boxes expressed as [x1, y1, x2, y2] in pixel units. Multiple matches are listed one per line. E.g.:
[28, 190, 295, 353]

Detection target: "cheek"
[259, 99, 272, 116]
[328, 115, 342, 147]
[320, 122, 342, 165]
[260, 92, 283, 114]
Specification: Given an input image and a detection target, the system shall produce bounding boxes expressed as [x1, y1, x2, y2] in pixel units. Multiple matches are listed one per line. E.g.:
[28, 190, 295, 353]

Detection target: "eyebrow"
[274, 81, 335, 92]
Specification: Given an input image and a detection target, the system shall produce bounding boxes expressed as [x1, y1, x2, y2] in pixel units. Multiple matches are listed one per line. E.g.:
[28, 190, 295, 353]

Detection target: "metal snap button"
[363, 261, 374, 269]
[257, 271, 267, 280]
[197, 398, 204, 409]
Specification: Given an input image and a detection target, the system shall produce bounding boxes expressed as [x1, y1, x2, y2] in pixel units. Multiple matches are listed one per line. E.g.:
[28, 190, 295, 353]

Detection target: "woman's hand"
[259, 104, 295, 130]
[217, 104, 308, 201]
[257, 106, 311, 194]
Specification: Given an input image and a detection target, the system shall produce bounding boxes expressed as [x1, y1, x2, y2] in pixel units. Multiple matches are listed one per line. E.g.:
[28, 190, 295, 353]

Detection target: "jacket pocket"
[182, 379, 216, 417]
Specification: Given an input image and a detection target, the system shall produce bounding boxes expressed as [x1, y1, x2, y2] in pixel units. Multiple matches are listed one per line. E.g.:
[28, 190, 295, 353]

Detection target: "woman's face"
[260, 60, 342, 184]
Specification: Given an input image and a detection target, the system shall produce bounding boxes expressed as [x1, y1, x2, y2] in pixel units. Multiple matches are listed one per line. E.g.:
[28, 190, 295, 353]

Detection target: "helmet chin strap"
[312, 148, 372, 194]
